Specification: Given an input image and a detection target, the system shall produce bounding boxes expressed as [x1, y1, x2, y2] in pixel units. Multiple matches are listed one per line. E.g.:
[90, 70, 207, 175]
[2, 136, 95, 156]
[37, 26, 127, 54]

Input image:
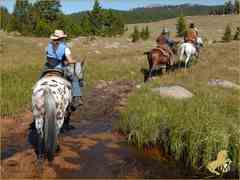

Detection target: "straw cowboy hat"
[50, 30, 67, 40]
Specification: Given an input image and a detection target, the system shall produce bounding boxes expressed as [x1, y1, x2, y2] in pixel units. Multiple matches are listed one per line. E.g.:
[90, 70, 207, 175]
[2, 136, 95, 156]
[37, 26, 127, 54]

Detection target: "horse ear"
[81, 58, 86, 66]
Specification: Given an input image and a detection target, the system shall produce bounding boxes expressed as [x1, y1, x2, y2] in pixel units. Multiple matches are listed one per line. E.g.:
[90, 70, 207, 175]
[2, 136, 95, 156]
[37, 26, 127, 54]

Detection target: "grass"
[0, 32, 146, 117]
[0, 35, 44, 116]
[117, 41, 240, 175]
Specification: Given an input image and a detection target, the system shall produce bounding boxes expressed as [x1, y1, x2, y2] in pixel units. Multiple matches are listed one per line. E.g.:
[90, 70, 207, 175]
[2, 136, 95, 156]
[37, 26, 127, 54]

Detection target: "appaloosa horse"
[32, 62, 84, 161]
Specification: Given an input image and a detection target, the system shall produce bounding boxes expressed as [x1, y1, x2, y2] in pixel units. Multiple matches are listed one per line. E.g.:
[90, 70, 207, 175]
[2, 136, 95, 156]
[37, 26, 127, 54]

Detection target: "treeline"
[72, 4, 226, 25]
[209, 0, 240, 15]
[0, 0, 125, 37]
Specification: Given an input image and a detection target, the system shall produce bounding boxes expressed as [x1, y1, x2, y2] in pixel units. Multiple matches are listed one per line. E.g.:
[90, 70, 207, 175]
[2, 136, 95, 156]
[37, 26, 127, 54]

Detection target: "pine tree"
[12, 0, 30, 33]
[33, 0, 63, 36]
[0, 7, 11, 30]
[86, 1, 125, 37]
[140, 26, 150, 40]
[140, 27, 145, 40]
[233, 27, 240, 40]
[234, 0, 240, 14]
[176, 15, 187, 37]
[131, 26, 140, 42]
[35, 19, 52, 37]
[33, 0, 62, 22]
[224, 0, 234, 14]
[222, 24, 232, 42]
[144, 26, 150, 40]
[88, 0, 104, 36]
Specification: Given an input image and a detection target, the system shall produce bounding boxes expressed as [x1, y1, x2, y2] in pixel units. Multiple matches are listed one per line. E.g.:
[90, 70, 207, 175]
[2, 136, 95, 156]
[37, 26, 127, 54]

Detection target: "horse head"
[65, 60, 85, 81]
[197, 37, 204, 47]
[171, 41, 180, 55]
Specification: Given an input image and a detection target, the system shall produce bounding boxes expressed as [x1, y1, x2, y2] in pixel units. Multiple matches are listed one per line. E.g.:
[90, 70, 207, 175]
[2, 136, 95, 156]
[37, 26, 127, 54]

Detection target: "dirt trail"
[1, 80, 187, 179]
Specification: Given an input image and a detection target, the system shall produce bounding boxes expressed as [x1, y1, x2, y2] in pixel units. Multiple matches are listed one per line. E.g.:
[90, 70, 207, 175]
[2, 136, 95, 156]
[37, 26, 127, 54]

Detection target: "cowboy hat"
[50, 29, 67, 40]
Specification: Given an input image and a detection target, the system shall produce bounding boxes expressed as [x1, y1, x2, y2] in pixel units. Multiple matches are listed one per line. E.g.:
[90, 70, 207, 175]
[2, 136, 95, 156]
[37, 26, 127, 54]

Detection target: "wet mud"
[1, 80, 193, 179]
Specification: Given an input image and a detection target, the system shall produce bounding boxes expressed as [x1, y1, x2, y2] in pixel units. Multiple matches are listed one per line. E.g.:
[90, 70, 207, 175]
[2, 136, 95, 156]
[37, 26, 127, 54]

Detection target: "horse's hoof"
[61, 123, 75, 133]
[56, 144, 61, 153]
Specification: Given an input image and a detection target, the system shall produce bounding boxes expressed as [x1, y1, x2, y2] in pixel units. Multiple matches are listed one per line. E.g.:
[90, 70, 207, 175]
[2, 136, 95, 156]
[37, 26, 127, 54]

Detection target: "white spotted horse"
[32, 62, 84, 161]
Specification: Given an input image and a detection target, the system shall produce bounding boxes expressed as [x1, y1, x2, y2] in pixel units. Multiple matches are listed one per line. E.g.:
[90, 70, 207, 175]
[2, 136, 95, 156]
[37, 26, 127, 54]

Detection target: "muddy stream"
[1, 80, 193, 179]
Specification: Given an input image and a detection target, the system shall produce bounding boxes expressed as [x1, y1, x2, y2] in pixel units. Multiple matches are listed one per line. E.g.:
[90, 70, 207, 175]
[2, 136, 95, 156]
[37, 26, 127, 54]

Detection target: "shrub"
[233, 27, 240, 40]
[140, 26, 150, 40]
[131, 26, 140, 42]
[222, 24, 232, 42]
[176, 15, 187, 37]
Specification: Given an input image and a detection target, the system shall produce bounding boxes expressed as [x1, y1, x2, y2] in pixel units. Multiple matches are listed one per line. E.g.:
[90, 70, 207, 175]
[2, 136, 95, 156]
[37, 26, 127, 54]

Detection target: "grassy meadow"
[0, 15, 239, 175]
[117, 41, 240, 174]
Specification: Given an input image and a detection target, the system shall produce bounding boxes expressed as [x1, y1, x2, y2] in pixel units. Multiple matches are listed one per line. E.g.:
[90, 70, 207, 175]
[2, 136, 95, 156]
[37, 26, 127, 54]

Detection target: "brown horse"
[144, 42, 178, 81]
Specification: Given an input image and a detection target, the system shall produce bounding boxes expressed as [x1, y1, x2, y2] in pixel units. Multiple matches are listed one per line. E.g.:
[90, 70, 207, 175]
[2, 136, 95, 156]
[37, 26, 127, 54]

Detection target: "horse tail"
[43, 87, 57, 161]
[179, 44, 185, 61]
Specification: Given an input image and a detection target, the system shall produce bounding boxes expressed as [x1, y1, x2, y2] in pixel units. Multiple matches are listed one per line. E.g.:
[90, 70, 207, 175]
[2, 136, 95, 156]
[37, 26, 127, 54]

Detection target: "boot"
[72, 96, 83, 107]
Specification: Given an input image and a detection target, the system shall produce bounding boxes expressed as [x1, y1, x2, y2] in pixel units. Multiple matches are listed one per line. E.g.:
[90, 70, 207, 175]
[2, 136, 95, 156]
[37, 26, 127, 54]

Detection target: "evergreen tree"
[131, 26, 140, 42]
[33, 0, 62, 22]
[35, 19, 52, 37]
[140, 26, 150, 40]
[234, 0, 240, 14]
[140, 27, 145, 40]
[144, 26, 150, 40]
[88, 0, 104, 36]
[86, 0, 125, 37]
[224, 0, 234, 14]
[222, 24, 232, 42]
[176, 15, 187, 37]
[233, 27, 240, 40]
[12, 0, 30, 33]
[0, 7, 11, 30]
[33, 0, 63, 36]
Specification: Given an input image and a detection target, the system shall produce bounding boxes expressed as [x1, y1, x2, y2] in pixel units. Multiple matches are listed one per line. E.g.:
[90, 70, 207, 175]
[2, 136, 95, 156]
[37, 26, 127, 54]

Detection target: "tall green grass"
[0, 36, 43, 117]
[118, 85, 239, 172]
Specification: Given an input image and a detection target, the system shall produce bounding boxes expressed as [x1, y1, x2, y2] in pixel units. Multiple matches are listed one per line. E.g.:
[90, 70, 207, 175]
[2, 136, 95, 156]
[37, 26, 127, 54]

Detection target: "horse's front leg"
[148, 67, 153, 80]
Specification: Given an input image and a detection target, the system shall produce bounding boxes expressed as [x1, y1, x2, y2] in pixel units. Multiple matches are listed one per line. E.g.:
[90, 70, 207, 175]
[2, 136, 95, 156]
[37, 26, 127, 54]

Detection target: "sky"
[1, 0, 225, 14]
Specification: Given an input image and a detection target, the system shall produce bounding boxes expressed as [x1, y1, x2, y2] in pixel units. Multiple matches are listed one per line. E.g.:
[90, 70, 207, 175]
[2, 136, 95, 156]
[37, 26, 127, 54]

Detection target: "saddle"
[43, 69, 64, 78]
[153, 47, 170, 57]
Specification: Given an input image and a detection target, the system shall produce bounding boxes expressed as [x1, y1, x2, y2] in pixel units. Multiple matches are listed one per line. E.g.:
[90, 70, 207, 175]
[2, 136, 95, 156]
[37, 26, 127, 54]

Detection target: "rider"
[45, 30, 83, 108]
[184, 23, 198, 43]
[184, 23, 200, 54]
[29, 30, 82, 132]
[156, 28, 175, 65]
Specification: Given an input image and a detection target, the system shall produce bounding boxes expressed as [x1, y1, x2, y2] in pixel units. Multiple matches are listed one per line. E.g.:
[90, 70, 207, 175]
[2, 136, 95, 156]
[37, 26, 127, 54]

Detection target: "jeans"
[42, 63, 82, 97]
[71, 74, 82, 97]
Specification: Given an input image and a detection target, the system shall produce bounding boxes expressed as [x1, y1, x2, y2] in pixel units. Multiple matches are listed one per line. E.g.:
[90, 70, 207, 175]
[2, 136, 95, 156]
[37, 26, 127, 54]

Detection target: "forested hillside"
[1, 0, 239, 37]
[70, 4, 225, 24]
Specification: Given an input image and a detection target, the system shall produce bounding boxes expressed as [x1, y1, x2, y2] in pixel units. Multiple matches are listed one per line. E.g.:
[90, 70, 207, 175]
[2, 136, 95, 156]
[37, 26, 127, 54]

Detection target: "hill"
[70, 4, 224, 24]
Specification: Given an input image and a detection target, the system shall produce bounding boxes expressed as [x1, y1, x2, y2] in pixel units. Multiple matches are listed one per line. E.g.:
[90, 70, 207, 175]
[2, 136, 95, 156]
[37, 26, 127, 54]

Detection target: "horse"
[144, 41, 179, 81]
[32, 61, 84, 161]
[178, 37, 204, 68]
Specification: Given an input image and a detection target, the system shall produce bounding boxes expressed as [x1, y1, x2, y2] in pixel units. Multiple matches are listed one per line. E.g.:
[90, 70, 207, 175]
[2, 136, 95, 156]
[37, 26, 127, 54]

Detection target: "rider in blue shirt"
[45, 30, 83, 108]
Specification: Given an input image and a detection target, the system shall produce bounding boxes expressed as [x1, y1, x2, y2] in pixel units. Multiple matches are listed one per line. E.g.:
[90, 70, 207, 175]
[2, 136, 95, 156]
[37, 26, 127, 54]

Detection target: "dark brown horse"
[144, 42, 178, 81]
